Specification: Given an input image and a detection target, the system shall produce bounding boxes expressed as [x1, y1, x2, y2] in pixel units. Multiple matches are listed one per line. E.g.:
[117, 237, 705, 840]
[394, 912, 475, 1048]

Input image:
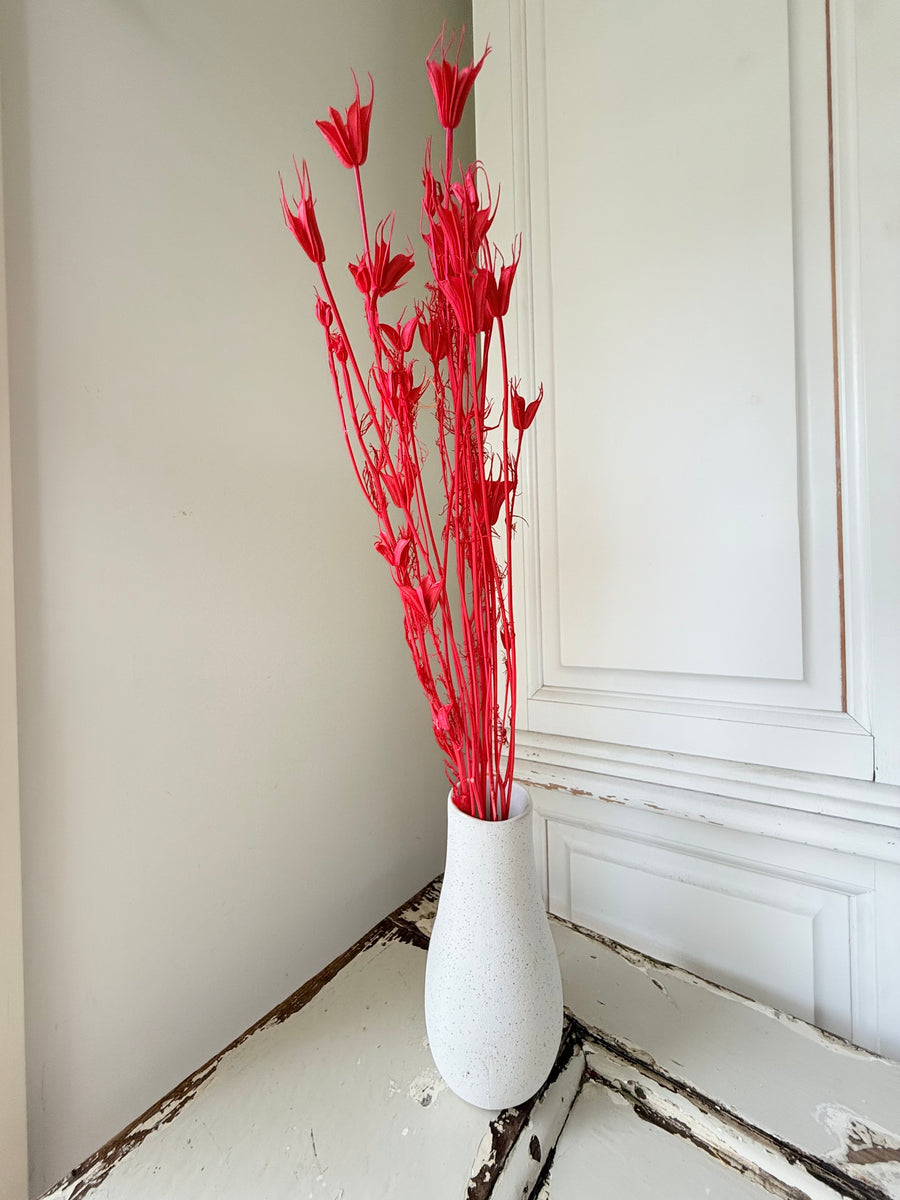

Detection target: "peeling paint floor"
[43, 883, 900, 1200]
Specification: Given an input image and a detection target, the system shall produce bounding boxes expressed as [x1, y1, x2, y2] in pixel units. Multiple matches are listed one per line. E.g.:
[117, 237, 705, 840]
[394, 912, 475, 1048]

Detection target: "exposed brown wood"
[594, 1072, 816, 1200]
[464, 1019, 585, 1200]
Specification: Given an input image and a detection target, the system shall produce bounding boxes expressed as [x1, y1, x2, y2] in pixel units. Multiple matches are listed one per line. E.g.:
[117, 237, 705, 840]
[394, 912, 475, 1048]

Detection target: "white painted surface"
[45, 935, 499, 1200]
[572, 1043, 851, 1200]
[522, 751, 900, 1056]
[475, 0, 900, 1054]
[548, 798, 871, 1041]
[37, 895, 900, 1199]
[0, 63, 28, 1200]
[0, 2, 471, 1193]
[550, 0, 803, 683]
[554, 918, 900, 1191]
[425, 788, 563, 1109]
[853, 0, 900, 785]
[475, 0, 876, 777]
[546, 1079, 775, 1200]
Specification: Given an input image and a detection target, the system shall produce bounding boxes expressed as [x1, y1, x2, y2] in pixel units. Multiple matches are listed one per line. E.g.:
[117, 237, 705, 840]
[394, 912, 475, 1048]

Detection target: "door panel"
[476, 0, 873, 776]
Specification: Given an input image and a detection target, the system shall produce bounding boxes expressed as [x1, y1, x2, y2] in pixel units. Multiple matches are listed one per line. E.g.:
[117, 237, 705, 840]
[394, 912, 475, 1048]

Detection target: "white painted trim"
[527, 692, 873, 781]
[515, 729, 900, 820]
[851, 0, 900, 784]
[513, 729, 900, 863]
[830, 0, 873, 736]
[525, 771, 900, 1053]
[547, 811, 878, 1045]
[0, 62, 29, 1200]
[531, 685, 868, 732]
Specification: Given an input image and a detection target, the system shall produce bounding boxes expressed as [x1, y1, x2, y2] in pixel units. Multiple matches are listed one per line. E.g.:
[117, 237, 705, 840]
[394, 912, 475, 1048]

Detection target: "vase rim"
[447, 782, 531, 824]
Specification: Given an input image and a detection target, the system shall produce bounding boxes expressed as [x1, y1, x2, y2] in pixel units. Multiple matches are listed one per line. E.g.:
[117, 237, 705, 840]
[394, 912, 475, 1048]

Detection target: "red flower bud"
[484, 476, 516, 526]
[485, 241, 520, 319]
[401, 573, 443, 621]
[315, 295, 333, 328]
[280, 159, 326, 264]
[349, 216, 414, 300]
[426, 30, 490, 132]
[315, 72, 374, 169]
[375, 531, 412, 577]
[511, 383, 542, 432]
[328, 332, 348, 363]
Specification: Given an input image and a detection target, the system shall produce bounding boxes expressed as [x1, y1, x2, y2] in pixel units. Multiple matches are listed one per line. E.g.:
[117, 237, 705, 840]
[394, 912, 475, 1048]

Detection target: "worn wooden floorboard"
[46, 932, 492, 1200]
[39, 881, 900, 1200]
[546, 1075, 784, 1200]
[553, 918, 900, 1197]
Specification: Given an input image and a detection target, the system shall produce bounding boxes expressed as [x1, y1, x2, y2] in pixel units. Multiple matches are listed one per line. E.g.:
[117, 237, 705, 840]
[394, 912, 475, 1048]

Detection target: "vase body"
[424, 783, 564, 1109]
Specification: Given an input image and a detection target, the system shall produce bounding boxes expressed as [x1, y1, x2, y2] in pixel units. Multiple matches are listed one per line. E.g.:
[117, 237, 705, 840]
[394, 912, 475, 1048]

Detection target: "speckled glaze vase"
[424, 783, 563, 1109]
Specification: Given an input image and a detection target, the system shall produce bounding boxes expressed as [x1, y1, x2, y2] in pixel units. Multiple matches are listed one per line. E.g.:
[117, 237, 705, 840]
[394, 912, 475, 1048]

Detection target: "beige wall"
[0, 67, 28, 1200]
[0, 1, 472, 1193]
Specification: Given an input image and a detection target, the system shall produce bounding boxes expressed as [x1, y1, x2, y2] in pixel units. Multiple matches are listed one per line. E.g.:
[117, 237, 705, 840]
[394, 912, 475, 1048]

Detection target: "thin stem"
[353, 165, 371, 261]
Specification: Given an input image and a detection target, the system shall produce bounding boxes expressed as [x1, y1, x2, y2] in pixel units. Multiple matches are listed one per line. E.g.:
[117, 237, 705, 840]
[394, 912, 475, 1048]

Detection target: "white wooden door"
[475, 0, 900, 1056]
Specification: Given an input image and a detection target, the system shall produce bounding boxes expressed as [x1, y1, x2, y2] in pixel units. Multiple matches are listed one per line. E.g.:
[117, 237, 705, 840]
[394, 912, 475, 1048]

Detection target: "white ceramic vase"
[424, 783, 564, 1109]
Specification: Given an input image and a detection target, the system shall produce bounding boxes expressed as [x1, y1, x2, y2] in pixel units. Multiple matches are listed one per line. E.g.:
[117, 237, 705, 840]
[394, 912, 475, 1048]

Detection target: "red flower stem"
[325, 347, 374, 508]
[407, 428, 443, 568]
[321, 283, 438, 598]
[499, 323, 515, 819]
[428, 389, 476, 796]
[353, 165, 371, 261]
[316, 266, 392, 465]
[318, 282, 438, 621]
[467, 445, 493, 816]
[451, 352, 484, 817]
[466, 334, 501, 815]
[287, 78, 542, 818]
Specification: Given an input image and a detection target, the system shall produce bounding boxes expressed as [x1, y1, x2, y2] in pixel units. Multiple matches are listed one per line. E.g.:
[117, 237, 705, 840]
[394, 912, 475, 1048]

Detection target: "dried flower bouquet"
[281, 30, 541, 820]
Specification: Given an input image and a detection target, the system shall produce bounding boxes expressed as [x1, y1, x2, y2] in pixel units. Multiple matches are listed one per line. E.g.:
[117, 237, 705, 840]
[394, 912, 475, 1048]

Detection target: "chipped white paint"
[425, 788, 563, 1109]
[545, 1079, 779, 1199]
[816, 1103, 900, 1192]
[468, 1128, 497, 1185]
[40, 889, 900, 1200]
[407, 1068, 446, 1109]
[554, 917, 900, 1182]
[488, 1042, 584, 1200]
[43, 932, 501, 1200]
[583, 1042, 844, 1200]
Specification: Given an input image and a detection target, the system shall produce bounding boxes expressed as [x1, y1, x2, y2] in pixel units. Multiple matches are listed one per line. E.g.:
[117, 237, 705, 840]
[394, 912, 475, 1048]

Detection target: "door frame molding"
[0, 59, 29, 1200]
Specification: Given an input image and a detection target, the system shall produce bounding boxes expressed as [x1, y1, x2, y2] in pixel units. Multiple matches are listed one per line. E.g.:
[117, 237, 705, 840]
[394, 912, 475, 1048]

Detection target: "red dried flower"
[426, 30, 490, 132]
[485, 242, 520, 320]
[316, 72, 374, 169]
[511, 383, 543, 432]
[383, 365, 425, 427]
[349, 216, 414, 299]
[375, 530, 412, 577]
[401, 573, 443, 621]
[380, 458, 417, 509]
[380, 316, 418, 358]
[315, 295, 333, 328]
[484, 477, 516, 526]
[280, 34, 544, 820]
[281, 159, 326, 264]
[328, 332, 348, 363]
[416, 306, 450, 363]
[438, 269, 491, 336]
